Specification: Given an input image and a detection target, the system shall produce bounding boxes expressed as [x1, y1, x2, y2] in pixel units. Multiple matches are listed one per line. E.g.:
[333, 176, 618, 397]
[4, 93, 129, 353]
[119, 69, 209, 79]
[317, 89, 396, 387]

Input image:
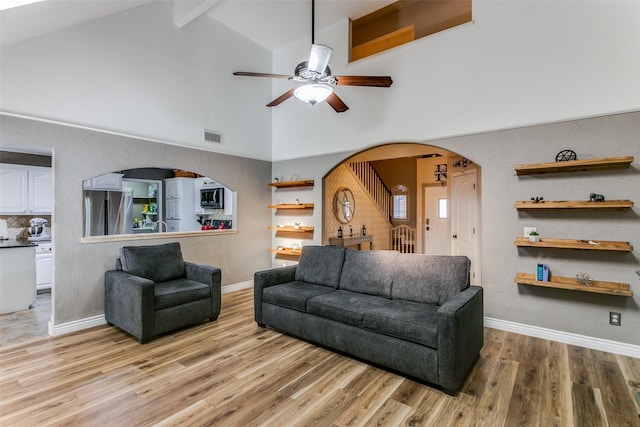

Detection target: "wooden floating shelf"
[515, 200, 634, 210]
[268, 203, 314, 210]
[515, 273, 633, 297]
[268, 248, 302, 257]
[514, 237, 633, 252]
[268, 226, 314, 233]
[514, 156, 634, 175]
[268, 180, 314, 188]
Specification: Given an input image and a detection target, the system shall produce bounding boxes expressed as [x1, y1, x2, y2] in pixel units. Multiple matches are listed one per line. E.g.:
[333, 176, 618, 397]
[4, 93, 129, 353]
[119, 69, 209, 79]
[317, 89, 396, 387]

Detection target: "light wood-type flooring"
[1, 289, 639, 426]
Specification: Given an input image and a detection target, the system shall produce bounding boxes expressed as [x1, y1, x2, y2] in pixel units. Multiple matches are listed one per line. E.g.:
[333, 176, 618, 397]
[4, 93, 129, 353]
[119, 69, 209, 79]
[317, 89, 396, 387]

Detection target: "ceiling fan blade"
[308, 44, 333, 74]
[326, 92, 349, 113]
[233, 71, 292, 80]
[266, 88, 296, 107]
[334, 75, 393, 87]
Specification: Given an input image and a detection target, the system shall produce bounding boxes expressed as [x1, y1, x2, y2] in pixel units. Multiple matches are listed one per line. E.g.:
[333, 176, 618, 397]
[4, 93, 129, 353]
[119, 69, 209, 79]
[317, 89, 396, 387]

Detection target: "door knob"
[452, 234, 458, 239]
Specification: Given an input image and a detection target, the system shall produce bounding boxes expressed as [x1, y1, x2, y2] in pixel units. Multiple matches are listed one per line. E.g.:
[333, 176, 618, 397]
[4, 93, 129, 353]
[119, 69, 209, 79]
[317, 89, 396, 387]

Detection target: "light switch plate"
[524, 227, 537, 237]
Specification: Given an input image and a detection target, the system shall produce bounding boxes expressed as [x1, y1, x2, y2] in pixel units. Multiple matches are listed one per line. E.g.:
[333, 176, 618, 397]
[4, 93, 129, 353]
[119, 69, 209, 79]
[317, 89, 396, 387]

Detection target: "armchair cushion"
[154, 279, 212, 310]
[119, 242, 185, 282]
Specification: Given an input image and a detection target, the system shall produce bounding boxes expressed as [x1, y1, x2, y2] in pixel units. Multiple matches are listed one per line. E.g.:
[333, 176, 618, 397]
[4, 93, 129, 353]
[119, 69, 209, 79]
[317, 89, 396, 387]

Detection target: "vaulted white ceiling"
[0, 0, 395, 49]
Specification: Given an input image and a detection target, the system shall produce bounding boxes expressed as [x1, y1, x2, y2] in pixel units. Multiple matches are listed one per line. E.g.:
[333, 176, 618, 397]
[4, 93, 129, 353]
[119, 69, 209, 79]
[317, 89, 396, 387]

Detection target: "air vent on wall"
[203, 129, 222, 144]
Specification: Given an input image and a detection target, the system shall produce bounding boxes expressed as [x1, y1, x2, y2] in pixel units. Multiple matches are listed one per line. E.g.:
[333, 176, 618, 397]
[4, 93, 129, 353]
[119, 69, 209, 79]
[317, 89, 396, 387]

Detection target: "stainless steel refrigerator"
[84, 190, 133, 237]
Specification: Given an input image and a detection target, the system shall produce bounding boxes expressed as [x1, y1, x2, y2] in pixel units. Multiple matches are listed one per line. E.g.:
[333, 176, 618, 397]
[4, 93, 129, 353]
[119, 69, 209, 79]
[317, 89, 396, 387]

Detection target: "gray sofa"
[105, 242, 221, 343]
[254, 245, 483, 394]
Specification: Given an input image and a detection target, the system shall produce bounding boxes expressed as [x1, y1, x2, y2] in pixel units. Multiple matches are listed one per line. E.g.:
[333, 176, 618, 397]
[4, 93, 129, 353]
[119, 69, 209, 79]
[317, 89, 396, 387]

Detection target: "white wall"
[0, 1, 273, 161]
[271, 0, 640, 161]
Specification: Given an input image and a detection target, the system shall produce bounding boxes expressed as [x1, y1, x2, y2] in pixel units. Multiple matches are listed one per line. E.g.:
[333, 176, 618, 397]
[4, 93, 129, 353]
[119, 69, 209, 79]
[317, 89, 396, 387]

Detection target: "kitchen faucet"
[152, 221, 168, 232]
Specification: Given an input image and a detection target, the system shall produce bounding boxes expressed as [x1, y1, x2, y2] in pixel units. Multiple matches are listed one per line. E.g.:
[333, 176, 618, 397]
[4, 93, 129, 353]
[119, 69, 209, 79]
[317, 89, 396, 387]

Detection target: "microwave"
[200, 187, 224, 209]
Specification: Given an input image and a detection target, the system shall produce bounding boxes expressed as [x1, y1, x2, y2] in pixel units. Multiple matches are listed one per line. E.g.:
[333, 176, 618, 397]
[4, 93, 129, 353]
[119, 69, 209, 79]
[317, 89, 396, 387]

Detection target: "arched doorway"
[322, 143, 482, 285]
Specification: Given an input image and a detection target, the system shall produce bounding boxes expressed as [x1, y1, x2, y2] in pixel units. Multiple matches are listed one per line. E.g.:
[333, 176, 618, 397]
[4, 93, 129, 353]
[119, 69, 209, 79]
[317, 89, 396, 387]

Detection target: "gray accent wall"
[1, 115, 272, 325]
[272, 111, 640, 346]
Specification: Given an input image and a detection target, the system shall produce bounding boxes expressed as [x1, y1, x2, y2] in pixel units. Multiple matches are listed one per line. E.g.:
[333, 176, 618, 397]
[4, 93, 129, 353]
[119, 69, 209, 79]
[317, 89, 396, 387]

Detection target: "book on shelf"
[536, 263, 549, 282]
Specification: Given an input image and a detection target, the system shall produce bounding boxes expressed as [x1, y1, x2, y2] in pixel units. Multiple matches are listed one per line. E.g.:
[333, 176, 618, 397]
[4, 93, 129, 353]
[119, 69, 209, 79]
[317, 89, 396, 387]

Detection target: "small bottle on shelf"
[361, 225, 366, 236]
[337, 226, 343, 238]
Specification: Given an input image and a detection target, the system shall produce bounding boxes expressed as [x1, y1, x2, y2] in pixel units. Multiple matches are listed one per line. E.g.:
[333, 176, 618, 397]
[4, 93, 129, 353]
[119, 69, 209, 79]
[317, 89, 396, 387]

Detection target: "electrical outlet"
[609, 311, 621, 326]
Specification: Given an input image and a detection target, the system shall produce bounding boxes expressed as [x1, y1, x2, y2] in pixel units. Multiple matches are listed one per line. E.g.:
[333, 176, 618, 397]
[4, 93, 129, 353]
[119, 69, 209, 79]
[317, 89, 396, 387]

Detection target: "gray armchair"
[105, 242, 221, 343]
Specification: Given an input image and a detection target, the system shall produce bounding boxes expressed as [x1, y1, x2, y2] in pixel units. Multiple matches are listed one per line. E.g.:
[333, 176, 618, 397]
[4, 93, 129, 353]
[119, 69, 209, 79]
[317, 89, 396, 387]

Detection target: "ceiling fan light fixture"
[294, 83, 333, 106]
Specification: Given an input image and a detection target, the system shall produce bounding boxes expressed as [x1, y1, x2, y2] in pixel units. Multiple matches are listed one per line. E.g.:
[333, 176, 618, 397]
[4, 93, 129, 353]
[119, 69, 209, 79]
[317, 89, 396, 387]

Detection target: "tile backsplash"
[0, 215, 52, 239]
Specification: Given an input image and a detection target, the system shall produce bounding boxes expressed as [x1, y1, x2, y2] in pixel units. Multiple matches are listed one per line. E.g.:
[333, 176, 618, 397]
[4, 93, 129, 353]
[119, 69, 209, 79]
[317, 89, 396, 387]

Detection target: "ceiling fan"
[233, 0, 393, 113]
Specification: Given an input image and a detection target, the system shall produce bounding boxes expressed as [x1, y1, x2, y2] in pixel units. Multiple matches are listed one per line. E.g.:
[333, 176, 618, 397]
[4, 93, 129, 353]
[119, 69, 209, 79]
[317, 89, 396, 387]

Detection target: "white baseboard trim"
[222, 280, 253, 294]
[48, 314, 106, 337]
[485, 317, 640, 358]
[47, 281, 254, 337]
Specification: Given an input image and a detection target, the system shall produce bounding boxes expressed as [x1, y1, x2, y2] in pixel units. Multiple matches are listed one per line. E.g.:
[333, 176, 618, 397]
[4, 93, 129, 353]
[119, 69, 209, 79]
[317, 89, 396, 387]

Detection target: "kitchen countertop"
[0, 239, 38, 249]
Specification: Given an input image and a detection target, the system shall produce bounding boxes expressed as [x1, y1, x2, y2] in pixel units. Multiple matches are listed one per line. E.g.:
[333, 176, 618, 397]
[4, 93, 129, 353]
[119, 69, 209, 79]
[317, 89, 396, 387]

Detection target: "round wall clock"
[333, 187, 355, 224]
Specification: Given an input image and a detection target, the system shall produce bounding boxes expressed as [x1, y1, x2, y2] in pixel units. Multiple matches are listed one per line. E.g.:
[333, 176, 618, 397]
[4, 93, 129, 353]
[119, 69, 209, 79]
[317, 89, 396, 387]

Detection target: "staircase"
[348, 162, 392, 221]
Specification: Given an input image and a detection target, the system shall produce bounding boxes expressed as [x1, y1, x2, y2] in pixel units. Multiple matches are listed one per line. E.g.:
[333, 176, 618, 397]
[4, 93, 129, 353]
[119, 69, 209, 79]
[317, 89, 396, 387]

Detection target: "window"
[438, 198, 448, 219]
[392, 184, 409, 221]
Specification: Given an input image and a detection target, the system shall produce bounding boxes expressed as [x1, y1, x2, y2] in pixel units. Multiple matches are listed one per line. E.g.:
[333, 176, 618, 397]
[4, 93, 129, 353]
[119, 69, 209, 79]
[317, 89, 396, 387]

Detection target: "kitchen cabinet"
[83, 173, 123, 190]
[165, 178, 184, 199]
[164, 178, 199, 231]
[166, 199, 181, 220]
[35, 242, 52, 291]
[0, 165, 28, 214]
[0, 164, 52, 214]
[28, 166, 53, 214]
[0, 243, 36, 314]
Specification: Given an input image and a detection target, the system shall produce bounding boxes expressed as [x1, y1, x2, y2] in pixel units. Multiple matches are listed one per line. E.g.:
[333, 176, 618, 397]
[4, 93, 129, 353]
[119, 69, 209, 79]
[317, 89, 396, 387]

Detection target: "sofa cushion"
[120, 242, 185, 283]
[338, 250, 398, 297]
[306, 290, 391, 327]
[295, 246, 346, 288]
[392, 254, 471, 305]
[363, 300, 439, 348]
[154, 278, 211, 310]
[263, 281, 336, 313]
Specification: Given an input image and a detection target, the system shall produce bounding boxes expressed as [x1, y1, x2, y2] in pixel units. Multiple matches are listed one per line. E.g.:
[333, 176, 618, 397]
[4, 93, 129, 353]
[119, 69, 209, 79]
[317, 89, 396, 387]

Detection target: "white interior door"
[451, 170, 480, 285]
[423, 185, 449, 255]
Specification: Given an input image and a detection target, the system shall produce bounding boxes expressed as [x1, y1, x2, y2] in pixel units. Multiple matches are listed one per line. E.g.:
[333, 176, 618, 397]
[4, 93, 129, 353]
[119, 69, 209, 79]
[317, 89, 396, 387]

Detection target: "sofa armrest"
[185, 262, 222, 320]
[437, 286, 484, 393]
[253, 265, 297, 326]
[104, 270, 155, 343]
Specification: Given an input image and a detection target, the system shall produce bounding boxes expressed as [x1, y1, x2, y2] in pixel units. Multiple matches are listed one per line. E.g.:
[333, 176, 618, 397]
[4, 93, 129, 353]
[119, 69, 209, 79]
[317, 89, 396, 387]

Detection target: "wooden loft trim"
[349, 0, 472, 62]
[351, 26, 415, 62]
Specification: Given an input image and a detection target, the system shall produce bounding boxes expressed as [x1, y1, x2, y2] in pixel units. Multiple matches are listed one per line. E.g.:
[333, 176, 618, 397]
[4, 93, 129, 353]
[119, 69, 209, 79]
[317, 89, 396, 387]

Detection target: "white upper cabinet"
[0, 164, 29, 214]
[83, 173, 123, 191]
[165, 178, 183, 199]
[0, 164, 52, 214]
[28, 166, 52, 214]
